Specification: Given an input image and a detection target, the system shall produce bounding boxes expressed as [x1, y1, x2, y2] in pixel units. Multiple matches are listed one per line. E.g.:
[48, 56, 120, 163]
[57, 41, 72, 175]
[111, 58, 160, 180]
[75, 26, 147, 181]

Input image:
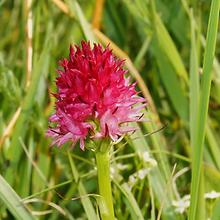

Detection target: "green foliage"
[0, 0, 219, 219]
[0, 175, 36, 220]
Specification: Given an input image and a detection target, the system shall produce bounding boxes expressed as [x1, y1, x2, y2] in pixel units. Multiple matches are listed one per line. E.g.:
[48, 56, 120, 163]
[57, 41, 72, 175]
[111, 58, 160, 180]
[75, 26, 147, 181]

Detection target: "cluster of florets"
[47, 41, 146, 150]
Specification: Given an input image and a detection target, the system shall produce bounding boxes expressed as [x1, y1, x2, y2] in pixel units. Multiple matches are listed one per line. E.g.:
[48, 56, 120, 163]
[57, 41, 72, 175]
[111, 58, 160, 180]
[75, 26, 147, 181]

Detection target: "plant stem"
[95, 150, 114, 220]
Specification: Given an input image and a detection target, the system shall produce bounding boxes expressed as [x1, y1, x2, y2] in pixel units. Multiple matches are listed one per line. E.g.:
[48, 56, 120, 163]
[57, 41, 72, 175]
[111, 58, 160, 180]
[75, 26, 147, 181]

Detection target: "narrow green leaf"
[189, 9, 206, 220]
[189, 9, 199, 148]
[0, 174, 36, 220]
[67, 151, 97, 220]
[189, 0, 220, 219]
[113, 180, 144, 220]
[152, 40, 189, 121]
[150, 1, 188, 83]
[67, 0, 97, 43]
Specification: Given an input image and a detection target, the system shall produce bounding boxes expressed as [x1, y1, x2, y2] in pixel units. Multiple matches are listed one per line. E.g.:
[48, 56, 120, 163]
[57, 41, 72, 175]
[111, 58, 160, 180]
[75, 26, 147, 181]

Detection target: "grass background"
[0, 0, 220, 219]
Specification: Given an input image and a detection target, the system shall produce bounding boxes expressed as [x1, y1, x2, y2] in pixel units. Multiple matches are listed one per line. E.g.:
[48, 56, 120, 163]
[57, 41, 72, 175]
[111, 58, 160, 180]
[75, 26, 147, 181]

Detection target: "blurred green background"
[0, 0, 220, 219]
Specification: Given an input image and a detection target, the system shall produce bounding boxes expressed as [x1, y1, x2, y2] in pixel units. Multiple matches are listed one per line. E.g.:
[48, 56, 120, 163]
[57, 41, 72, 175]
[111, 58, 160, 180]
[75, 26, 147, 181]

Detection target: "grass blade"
[67, 151, 97, 220]
[189, 9, 206, 220]
[149, 0, 188, 83]
[67, 0, 97, 43]
[189, 8, 199, 149]
[0, 174, 36, 220]
[189, 0, 220, 219]
[113, 180, 145, 220]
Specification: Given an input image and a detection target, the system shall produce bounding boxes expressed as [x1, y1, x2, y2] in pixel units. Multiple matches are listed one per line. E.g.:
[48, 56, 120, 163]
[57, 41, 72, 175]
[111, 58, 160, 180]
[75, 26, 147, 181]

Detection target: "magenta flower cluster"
[47, 41, 145, 150]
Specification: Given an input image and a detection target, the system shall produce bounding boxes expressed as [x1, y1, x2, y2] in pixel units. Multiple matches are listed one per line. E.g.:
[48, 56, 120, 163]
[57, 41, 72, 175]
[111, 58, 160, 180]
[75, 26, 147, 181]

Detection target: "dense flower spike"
[47, 41, 146, 150]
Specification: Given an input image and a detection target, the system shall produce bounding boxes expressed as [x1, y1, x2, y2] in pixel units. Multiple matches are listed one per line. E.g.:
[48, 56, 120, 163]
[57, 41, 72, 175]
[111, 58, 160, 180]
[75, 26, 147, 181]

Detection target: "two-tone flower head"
[47, 41, 146, 150]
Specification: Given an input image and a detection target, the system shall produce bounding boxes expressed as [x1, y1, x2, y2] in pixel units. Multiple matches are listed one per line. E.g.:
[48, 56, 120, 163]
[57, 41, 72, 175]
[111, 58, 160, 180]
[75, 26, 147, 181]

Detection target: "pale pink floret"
[47, 41, 146, 150]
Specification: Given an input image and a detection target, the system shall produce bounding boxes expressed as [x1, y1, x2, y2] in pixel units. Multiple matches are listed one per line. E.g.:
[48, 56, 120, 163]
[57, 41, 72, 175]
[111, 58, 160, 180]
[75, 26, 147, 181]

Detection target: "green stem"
[96, 150, 114, 220]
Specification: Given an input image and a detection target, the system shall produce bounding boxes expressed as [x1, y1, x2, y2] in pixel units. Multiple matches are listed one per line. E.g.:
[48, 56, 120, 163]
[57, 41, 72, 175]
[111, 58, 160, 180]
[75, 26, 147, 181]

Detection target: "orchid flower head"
[47, 41, 146, 150]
